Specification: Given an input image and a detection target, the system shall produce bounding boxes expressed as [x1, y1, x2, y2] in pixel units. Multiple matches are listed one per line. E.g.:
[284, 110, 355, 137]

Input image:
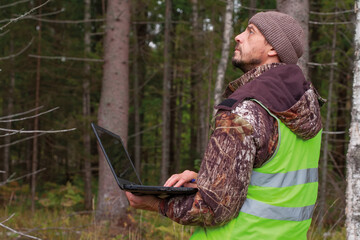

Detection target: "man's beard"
[232, 56, 261, 73]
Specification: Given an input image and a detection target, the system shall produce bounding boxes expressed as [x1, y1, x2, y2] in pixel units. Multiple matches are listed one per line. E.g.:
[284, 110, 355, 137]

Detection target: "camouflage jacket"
[159, 63, 323, 227]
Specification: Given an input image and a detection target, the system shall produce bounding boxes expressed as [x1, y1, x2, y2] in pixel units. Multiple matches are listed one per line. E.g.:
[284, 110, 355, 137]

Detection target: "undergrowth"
[0, 205, 346, 240]
[0, 207, 194, 240]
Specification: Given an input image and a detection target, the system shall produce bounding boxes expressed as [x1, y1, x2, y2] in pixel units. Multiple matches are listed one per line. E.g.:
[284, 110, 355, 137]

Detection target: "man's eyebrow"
[247, 25, 256, 32]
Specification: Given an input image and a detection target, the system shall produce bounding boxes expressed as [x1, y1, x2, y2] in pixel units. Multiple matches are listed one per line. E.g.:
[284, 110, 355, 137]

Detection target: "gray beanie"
[249, 11, 304, 64]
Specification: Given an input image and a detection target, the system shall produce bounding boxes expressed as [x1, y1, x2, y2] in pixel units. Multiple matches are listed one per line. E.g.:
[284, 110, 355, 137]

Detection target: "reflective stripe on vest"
[250, 168, 318, 188]
[241, 198, 315, 222]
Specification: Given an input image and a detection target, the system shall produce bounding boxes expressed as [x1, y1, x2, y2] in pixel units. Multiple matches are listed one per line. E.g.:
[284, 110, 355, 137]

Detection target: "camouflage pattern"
[159, 63, 322, 227]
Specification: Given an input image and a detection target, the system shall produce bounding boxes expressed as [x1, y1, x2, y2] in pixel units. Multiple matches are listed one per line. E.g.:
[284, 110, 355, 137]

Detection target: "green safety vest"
[191, 100, 322, 240]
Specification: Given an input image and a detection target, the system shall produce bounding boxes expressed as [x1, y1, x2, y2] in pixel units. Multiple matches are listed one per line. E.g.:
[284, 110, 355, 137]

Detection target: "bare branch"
[0, 30, 10, 37]
[0, 106, 44, 120]
[310, 9, 355, 15]
[239, 5, 275, 11]
[33, 8, 65, 17]
[323, 131, 346, 135]
[308, 62, 338, 67]
[0, 37, 34, 60]
[0, 221, 42, 240]
[0, 0, 30, 9]
[309, 20, 354, 25]
[0, 0, 51, 31]
[0, 107, 59, 123]
[28, 54, 104, 62]
[0, 133, 47, 148]
[0, 127, 77, 134]
[0, 131, 20, 138]
[22, 16, 104, 24]
[0, 213, 15, 224]
[0, 168, 46, 186]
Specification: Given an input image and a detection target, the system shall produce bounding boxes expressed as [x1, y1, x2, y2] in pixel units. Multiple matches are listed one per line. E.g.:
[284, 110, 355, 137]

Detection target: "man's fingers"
[174, 179, 186, 187]
[164, 174, 180, 187]
[164, 170, 198, 187]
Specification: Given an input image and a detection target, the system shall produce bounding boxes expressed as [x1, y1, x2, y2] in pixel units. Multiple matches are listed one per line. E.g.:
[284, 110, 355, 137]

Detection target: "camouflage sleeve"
[159, 101, 277, 226]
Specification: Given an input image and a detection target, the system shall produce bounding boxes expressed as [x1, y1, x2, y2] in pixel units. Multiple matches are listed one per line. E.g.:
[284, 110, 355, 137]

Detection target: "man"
[126, 11, 323, 239]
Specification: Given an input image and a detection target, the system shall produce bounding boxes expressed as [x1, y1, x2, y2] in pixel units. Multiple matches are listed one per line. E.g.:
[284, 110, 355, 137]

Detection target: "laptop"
[91, 123, 198, 199]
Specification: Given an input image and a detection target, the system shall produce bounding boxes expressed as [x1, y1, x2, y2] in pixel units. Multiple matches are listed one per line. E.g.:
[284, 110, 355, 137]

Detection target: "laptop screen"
[93, 124, 142, 186]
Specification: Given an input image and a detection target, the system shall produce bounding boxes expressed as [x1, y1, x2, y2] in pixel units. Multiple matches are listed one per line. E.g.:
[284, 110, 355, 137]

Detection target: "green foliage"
[39, 181, 83, 209]
[0, 206, 195, 240]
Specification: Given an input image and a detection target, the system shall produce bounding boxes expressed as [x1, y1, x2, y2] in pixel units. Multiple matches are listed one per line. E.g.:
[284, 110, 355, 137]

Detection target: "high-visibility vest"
[191, 100, 322, 240]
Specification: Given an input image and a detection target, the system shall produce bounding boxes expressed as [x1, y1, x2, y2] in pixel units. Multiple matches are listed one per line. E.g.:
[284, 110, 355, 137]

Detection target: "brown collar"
[222, 63, 285, 98]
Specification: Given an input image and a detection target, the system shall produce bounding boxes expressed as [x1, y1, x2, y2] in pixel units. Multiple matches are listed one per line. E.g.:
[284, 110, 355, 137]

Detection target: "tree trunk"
[276, 0, 309, 80]
[174, 78, 183, 173]
[346, 1, 360, 238]
[31, 5, 42, 212]
[96, 0, 130, 221]
[249, 0, 257, 18]
[161, 0, 172, 184]
[213, 0, 234, 114]
[3, 39, 15, 182]
[319, 22, 337, 229]
[131, 1, 147, 174]
[133, 26, 141, 173]
[83, 0, 93, 211]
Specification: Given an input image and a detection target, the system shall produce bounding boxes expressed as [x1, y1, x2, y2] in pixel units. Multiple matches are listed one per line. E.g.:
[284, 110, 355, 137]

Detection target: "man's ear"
[268, 48, 278, 57]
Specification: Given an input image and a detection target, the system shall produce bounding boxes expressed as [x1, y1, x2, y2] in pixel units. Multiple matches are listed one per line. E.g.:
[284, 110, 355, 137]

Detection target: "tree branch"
[0, 0, 52, 31]
[0, 106, 44, 120]
[21, 16, 105, 24]
[28, 54, 104, 62]
[0, 127, 77, 134]
[310, 9, 354, 15]
[0, 131, 20, 138]
[309, 20, 354, 25]
[0, 107, 59, 123]
[0, 133, 47, 148]
[0, 30, 9, 37]
[239, 5, 275, 11]
[0, 221, 42, 240]
[0, 37, 34, 60]
[0, 168, 46, 186]
[308, 62, 338, 67]
[0, 0, 30, 9]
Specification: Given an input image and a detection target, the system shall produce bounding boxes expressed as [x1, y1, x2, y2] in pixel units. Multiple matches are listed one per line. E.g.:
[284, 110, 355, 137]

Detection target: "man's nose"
[234, 32, 244, 43]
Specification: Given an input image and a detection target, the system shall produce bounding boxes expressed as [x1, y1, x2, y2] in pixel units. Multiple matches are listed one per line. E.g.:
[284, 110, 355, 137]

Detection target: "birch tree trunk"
[213, 0, 234, 114]
[161, 0, 172, 184]
[276, 0, 309, 80]
[346, 1, 360, 238]
[96, 0, 130, 221]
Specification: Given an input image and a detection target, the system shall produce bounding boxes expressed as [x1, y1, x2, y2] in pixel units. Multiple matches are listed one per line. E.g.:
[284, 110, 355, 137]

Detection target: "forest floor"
[0, 205, 346, 240]
[0, 206, 194, 240]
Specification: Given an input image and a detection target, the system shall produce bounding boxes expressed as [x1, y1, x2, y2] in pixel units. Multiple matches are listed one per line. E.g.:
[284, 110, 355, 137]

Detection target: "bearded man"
[126, 11, 323, 240]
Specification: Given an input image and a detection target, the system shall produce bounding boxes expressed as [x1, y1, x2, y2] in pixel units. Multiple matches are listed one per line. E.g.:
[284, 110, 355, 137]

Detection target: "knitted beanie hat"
[249, 11, 304, 64]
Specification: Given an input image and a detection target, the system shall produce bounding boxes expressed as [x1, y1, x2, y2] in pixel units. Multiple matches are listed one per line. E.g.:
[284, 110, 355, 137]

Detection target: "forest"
[0, 0, 357, 239]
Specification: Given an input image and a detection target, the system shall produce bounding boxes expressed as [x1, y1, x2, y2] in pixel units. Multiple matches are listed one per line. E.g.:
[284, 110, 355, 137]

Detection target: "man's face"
[232, 24, 272, 73]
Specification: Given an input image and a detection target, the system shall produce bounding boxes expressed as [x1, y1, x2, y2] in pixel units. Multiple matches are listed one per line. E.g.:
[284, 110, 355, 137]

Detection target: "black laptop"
[91, 123, 197, 198]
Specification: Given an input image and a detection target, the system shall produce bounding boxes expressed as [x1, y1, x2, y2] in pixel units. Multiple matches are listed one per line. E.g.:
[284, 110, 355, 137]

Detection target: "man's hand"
[125, 192, 161, 212]
[164, 170, 198, 188]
